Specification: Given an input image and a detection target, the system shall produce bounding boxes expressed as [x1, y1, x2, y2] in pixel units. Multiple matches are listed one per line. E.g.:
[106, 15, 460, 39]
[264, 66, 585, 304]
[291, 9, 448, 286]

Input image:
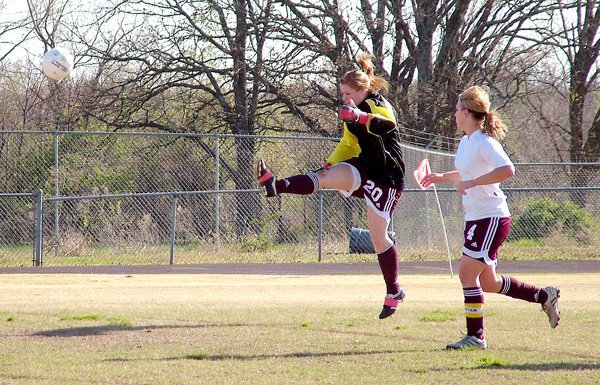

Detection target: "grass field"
[3, 240, 600, 268]
[1, 272, 599, 385]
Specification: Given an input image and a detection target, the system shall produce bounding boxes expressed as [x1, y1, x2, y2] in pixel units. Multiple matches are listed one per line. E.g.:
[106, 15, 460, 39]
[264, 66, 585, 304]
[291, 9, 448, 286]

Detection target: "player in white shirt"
[422, 85, 560, 350]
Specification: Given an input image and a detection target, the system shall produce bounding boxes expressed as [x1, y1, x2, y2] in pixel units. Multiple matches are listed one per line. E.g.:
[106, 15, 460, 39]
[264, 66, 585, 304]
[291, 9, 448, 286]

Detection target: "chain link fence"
[1, 130, 599, 267]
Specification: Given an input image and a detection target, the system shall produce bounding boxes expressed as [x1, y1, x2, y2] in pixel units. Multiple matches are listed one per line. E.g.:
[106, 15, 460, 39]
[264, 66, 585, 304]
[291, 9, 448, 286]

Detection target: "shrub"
[510, 197, 593, 243]
[240, 212, 282, 252]
[556, 200, 594, 241]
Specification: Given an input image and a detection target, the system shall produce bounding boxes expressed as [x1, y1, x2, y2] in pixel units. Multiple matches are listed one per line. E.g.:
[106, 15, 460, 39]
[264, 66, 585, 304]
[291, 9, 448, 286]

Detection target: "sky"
[1, 1, 38, 61]
[0, 1, 89, 62]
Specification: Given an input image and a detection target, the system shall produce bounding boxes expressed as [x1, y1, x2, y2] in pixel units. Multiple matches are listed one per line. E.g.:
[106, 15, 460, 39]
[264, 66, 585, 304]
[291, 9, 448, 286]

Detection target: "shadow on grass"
[32, 321, 427, 339]
[33, 322, 260, 337]
[187, 349, 411, 361]
[484, 362, 600, 371]
[182, 355, 600, 366]
[422, 359, 600, 373]
[102, 348, 420, 363]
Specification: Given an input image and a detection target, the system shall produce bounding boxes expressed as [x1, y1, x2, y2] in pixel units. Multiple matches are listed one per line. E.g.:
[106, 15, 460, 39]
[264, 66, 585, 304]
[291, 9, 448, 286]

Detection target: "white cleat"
[446, 334, 487, 350]
[542, 286, 560, 329]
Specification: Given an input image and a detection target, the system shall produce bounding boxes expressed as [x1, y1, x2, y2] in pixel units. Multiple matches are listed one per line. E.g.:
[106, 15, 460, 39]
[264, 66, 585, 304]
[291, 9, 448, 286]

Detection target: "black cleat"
[256, 159, 277, 197]
[379, 288, 406, 319]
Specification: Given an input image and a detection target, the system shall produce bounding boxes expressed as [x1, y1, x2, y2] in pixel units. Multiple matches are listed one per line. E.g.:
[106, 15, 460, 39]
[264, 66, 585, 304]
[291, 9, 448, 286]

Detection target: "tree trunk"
[230, 0, 258, 236]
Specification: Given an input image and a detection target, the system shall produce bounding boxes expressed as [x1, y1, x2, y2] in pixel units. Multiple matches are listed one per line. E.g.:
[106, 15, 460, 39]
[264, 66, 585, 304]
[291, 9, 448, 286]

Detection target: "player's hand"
[421, 173, 443, 189]
[338, 100, 368, 124]
[457, 180, 476, 195]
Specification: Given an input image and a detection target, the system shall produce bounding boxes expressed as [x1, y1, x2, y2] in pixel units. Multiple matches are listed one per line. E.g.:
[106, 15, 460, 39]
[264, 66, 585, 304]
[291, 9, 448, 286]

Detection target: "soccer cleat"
[378, 288, 406, 319]
[256, 159, 277, 197]
[541, 286, 560, 328]
[446, 334, 487, 350]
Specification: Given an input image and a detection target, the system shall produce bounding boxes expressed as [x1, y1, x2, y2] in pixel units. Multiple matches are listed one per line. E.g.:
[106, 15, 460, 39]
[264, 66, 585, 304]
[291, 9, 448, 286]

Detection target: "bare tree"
[1, 0, 76, 144]
[271, 1, 573, 149]
[26, 0, 72, 51]
[70, 0, 590, 154]
[513, 1, 599, 205]
[566, 1, 600, 164]
[0, 1, 35, 62]
[72, 0, 283, 234]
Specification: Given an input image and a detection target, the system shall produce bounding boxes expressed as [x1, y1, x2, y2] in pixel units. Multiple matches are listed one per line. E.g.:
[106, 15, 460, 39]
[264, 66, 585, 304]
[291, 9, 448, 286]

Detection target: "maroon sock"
[464, 287, 485, 339]
[499, 276, 547, 303]
[274, 173, 319, 195]
[377, 244, 399, 294]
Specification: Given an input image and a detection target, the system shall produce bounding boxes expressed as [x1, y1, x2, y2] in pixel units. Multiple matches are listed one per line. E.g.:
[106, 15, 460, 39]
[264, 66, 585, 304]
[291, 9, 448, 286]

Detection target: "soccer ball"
[41, 47, 74, 81]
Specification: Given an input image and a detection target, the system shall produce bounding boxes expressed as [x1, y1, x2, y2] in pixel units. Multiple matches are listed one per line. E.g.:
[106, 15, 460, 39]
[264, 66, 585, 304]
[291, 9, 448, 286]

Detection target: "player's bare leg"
[479, 264, 560, 328]
[256, 160, 356, 197]
[367, 205, 405, 319]
[314, 163, 356, 191]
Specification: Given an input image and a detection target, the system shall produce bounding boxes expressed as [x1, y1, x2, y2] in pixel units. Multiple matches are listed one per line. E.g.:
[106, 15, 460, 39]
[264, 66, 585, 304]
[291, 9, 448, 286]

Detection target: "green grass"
[60, 313, 102, 321]
[476, 356, 510, 367]
[2, 240, 599, 267]
[418, 309, 458, 322]
[0, 273, 599, 384]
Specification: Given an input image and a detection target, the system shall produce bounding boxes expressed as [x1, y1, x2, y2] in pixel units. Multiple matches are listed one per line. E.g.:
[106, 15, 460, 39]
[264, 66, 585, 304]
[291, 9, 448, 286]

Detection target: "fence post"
[33, 189, 43, 267]
[214, 134, 220, 249]
[169, 195, 178, 265]
[317, 190, 323, 262]
[53, 130, 60, 257]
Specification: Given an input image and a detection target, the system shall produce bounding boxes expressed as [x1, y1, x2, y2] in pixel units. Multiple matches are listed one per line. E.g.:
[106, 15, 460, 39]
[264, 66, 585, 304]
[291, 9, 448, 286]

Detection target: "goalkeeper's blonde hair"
[341, 52, 388, 93]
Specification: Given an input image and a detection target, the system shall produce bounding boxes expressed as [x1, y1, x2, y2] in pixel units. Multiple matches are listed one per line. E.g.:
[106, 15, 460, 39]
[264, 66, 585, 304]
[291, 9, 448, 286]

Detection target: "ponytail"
[356, 52, 388, 93]
[459, 85, 507, 140]
[341, 52, 388, 93]
[483, 110, 507, 141]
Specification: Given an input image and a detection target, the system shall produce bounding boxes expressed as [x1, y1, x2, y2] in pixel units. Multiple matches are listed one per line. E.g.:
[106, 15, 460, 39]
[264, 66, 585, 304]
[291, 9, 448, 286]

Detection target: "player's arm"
[421, 170, 461, 188]
[357, 99, 397, 135]
[440, 170, 462, 183]
[457, 139, 515, 194]
[457, 165, 514, 194]
[365, 114, 396, 135]
[338, 99, 396, 136]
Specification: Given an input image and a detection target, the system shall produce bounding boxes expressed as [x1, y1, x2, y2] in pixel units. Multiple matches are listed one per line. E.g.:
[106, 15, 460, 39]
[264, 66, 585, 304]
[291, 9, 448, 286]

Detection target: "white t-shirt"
[455, 129, 514, 220]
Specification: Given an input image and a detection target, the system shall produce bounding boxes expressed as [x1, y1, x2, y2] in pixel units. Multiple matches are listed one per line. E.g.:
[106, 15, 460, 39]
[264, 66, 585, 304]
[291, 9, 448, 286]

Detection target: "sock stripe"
[465, 303, 484, 318]
[463, 286, 485, 339]
[463, 287, 483, 297]
[500, 275, 511, 295]
[307, 172, 319, 193]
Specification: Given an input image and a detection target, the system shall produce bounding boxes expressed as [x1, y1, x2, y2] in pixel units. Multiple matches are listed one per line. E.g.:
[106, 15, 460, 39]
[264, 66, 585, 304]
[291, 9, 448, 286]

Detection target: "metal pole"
[33, 189, 44, 267]
[169, 195, 178, 265]
[317, 190, 323, 262]
[214, 135, 220, 248]
[426, 189, 431, 248]
[53, 129, 59, 257]
[423, 135, 453, 278]
[433, 186, 454, 278]
[423, 136, 439, 250]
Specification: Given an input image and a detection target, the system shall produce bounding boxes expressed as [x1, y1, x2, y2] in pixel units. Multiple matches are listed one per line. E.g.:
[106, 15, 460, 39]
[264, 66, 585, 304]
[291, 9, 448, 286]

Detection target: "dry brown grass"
[0, 273, 599, 385]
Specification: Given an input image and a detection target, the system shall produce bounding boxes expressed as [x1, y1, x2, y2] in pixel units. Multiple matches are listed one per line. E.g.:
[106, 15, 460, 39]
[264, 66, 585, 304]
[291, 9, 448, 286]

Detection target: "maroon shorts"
[462, 217, 511, 265]
[339, 158, 402, 221]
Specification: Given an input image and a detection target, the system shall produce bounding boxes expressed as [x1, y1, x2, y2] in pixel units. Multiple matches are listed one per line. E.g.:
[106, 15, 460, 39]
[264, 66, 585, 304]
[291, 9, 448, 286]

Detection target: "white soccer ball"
[41, 47, 74, 81]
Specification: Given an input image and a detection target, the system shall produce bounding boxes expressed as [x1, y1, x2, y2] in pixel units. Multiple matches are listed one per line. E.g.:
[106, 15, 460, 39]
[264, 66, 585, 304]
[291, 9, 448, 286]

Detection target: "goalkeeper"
[257, 52, 406, 319]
